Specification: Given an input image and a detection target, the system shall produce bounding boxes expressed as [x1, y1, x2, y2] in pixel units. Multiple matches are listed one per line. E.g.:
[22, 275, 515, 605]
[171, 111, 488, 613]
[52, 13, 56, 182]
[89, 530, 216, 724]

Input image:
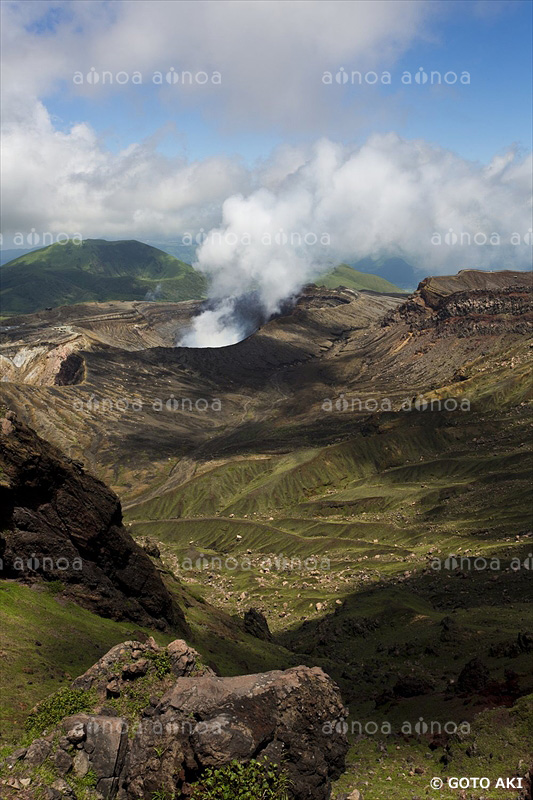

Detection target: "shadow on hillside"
[276, 552, 533, 719]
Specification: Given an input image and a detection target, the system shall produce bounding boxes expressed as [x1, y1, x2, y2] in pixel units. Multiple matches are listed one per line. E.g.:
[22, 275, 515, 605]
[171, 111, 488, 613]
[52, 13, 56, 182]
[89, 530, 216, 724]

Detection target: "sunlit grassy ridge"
[316, 263, 407, 293]
[0, 238, 207, 314]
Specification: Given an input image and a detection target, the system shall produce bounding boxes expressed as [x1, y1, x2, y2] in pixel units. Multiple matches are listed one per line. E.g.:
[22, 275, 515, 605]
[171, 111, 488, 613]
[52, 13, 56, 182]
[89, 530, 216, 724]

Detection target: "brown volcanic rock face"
[418, 269, 532, 305]
[0, 300, 198, 386]
[0, 411, 185, 630]
[0, 270, 531, 502]
[391, 269, 533, 335]
[124, 665, 348, 800]
[3, 640, 348, 800]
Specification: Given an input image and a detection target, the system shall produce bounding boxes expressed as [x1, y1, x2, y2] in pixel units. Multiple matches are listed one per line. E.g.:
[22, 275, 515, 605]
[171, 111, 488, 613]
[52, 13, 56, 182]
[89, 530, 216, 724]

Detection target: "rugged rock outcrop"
[0, 411, 185, 630]
[124, 664, 348, 800]
[456, 658, 490, 695]
[1, 639, 348, 800]
[388, 270, 533, 336]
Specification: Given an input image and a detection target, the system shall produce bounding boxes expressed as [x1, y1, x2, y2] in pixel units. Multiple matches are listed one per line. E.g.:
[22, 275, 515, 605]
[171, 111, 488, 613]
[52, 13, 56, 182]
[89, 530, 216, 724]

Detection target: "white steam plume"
[178, 135, 532, 347]
[178, 185, 328, 346]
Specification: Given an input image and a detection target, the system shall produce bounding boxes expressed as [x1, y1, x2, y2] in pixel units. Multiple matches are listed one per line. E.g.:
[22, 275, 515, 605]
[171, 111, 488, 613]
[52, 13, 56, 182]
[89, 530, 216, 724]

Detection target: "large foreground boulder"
[1, 639, 348, 800]
[124, 664, 348, 799]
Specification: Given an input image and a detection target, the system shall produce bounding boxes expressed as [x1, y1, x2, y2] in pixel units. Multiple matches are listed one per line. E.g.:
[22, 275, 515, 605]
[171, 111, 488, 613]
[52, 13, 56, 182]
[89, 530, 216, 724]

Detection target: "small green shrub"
[29, 762, 57, 788]
[44, 579, 65, 596]
[146, 650, 172, 679]
[107, 683, 152, 727]
[190, 758, 291, 800]
[74, 768, 98, 789]
[25, 687, 98, 739]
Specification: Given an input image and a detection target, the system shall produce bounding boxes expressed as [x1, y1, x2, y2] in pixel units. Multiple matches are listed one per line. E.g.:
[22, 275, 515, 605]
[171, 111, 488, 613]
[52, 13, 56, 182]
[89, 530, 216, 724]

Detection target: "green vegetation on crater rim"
[315, 263, 407, 294]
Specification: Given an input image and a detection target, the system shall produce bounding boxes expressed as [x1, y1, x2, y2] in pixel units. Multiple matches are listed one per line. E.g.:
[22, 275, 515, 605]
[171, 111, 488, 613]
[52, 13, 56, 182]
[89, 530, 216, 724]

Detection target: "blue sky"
[1, 0, 531, 271]
[39, 0, 532, 165]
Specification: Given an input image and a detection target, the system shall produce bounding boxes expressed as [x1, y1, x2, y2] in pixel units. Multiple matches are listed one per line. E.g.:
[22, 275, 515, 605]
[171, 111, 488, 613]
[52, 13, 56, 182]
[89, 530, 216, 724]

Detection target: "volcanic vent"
[177, 290, 299, 348]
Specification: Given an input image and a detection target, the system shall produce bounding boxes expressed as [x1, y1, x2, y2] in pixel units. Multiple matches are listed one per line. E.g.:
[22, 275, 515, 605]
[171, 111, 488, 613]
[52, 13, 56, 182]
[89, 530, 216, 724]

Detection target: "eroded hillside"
[1, 269, 532, 799]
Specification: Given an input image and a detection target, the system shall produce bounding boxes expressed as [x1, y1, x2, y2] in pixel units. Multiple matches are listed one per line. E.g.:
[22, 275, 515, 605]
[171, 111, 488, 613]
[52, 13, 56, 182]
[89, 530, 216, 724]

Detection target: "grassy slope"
[128, 411, 533, 798]
[0, 577, 295, 744]
[315, 263, 407, 293]
[0, 239, 207, 314]
[0, 581, 164, 738]
[122, 380, 533, 798]
[1, 293, 531, 797]
[126, 409, 532, 619]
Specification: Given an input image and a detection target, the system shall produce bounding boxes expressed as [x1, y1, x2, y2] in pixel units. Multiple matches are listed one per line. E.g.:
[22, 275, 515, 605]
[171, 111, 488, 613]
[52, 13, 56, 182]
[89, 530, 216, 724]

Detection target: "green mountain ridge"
[316, 263, 407, 293]
[0, 238, 208, 315]
[0, 239, 407, 318]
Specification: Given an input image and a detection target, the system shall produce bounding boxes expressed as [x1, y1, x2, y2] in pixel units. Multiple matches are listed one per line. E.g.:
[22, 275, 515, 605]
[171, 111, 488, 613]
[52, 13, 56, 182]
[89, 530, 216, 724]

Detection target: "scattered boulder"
[456, 658, 490, 695]
[393, 676, 435, 698]
[336, 791, 363, 800]
[166, 638, 209, 676]
[243, 607, 273, 641]
[121, 659, 149, 680]
[141, 539, 160, 559]
[72, 750, 91, 778]
[489, 631, 533, 658]
[24, 739, 51, 767]
[4, 748, 27, 769]
[53, 748, 73, 776]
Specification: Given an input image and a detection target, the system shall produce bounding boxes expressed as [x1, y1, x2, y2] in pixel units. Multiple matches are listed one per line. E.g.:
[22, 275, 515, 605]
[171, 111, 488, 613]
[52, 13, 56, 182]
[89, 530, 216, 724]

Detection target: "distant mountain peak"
[1, 238, 207, 315]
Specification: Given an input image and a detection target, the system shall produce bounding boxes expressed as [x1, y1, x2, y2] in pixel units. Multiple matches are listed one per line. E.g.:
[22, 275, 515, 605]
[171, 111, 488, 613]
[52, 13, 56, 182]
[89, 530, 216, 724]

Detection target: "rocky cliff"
[389, 269, 533, 336]
[0, 410, 185, 631]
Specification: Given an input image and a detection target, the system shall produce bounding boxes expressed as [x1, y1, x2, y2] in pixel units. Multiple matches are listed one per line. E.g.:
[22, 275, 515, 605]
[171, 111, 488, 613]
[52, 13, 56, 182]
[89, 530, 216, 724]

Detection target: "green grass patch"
[25, 686, 98, 740]
[190, 759, 291, 800]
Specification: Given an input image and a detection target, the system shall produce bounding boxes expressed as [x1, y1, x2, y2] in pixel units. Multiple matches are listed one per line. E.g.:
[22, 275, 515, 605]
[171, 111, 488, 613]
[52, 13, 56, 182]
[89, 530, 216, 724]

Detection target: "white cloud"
[2, 99, 530, 276]
[1, 0, 530, 341]
[1, 0, 433, 131]
[0, 97, 251, 240]
[178, 135, 532, 345]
